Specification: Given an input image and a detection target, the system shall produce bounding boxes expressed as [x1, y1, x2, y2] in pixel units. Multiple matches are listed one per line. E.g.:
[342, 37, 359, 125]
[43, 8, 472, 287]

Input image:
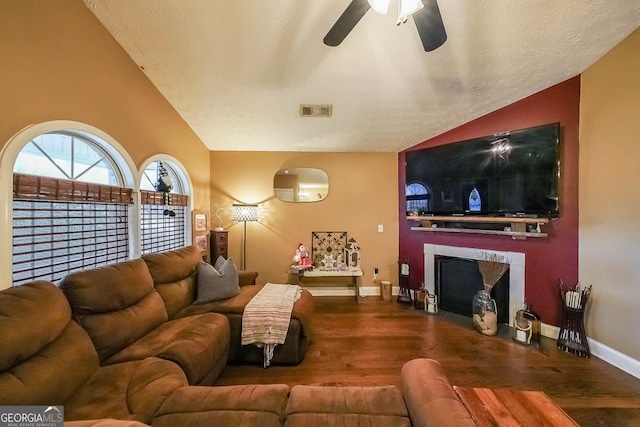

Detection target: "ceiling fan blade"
[412, 0, 447, 52]
[323, 0, 371, 47]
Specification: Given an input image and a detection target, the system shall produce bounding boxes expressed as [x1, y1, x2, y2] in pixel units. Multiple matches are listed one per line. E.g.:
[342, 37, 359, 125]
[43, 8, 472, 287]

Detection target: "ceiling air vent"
[300, 104, 332, 118]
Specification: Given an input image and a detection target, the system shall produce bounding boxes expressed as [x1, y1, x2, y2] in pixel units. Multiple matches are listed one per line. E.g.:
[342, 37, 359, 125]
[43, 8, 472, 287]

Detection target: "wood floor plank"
[215, 296, 640, 426]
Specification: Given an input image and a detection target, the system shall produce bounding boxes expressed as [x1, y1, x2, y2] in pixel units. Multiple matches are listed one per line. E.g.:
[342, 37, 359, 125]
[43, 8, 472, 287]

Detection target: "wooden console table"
[454, 387, 578, 426]
[290, 268, 363, 302]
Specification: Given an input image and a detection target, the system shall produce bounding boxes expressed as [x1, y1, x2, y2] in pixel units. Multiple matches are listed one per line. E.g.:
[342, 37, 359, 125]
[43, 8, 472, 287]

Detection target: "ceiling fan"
[323, 0, 447, 52]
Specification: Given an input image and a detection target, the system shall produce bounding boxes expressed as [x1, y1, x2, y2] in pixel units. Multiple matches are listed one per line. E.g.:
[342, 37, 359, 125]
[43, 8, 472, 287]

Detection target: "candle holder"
[425, 292, 438, 314]
[397, 260, 412, 304]
[413, 288, 426, 310]
[512, 315, 532, 345]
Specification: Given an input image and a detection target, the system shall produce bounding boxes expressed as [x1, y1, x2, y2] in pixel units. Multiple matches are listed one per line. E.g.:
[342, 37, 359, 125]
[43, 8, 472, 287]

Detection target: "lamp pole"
[242, 219, 248, 270]
[232, 204, 259, 271]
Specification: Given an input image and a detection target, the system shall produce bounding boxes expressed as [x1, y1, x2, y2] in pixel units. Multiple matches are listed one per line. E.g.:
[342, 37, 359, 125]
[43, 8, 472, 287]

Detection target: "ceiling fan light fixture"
[368, 0, 390, 14]
[398, 0, 424, 22]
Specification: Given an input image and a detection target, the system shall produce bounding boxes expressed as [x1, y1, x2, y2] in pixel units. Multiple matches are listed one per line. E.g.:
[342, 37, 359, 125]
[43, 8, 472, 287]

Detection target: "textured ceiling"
[83, 0, 640, 152]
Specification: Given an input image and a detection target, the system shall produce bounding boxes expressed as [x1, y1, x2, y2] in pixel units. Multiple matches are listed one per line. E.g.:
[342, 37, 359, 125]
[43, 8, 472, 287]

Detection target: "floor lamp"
[232, 204, 259, 270]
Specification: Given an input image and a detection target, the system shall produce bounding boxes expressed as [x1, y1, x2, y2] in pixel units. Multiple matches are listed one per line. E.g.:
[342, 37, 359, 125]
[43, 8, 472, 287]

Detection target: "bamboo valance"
[140, 189, 188, 207]
[13, 173, 133, 204]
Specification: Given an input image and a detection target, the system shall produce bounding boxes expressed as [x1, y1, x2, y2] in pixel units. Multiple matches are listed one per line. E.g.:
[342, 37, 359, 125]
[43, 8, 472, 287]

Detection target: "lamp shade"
[368, 0, 390, 14]
[398, 0, 423, 20]
[232, 204, 259, 222]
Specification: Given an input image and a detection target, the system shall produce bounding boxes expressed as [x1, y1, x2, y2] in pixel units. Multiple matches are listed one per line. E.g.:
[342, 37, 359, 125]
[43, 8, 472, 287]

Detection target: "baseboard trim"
[303, 284, 399, 297]
[541, 322, 640, 379]
[360, 284, 399, 296]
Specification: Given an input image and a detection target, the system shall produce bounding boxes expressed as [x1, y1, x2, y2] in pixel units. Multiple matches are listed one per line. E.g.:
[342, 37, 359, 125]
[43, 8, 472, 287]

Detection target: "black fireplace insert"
[436, 256, 509, 324]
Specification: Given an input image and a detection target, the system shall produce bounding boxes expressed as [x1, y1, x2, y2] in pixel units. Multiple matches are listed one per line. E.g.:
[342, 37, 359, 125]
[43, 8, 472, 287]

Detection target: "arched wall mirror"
[273, 167, 329, 202]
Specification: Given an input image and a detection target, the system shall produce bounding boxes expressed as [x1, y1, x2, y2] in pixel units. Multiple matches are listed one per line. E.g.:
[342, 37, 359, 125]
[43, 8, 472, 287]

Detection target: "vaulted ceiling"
[84, 0, 640, 152]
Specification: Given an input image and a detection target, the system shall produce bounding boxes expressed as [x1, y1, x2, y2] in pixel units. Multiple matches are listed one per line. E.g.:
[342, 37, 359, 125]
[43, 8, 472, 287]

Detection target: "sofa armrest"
[401, 359, 475, 427]
[239, 271, 258, 286]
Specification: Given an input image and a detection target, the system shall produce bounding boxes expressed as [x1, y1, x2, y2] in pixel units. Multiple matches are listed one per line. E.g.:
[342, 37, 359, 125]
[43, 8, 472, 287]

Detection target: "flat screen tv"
[405, 123, 560, 218]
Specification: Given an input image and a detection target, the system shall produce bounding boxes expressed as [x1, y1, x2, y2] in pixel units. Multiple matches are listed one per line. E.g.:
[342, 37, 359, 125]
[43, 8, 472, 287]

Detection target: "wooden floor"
[215, 296, 640, 426]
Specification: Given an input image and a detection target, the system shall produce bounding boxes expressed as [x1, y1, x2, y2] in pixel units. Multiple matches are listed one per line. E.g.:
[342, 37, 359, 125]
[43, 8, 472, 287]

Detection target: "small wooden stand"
[397, 274, 412, 304]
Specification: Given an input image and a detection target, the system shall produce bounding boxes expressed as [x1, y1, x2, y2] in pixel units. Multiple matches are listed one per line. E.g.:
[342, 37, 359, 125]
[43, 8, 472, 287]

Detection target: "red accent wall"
[398, 77, 580, 326]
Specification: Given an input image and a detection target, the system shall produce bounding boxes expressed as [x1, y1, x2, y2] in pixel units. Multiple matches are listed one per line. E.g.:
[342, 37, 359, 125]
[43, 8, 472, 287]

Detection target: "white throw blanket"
[241, 283, 302, 367]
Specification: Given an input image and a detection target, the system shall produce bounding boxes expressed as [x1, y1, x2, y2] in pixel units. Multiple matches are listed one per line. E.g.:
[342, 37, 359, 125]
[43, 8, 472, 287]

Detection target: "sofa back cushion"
[0, 281, 99, 405]
[59, 259, 168, 362]
[142, 246, 201, 319]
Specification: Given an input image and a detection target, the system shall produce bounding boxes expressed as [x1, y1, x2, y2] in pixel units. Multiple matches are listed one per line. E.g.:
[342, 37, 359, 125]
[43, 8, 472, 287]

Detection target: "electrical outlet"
[378, 224, 384, 232]
[373, 268, 379, 280]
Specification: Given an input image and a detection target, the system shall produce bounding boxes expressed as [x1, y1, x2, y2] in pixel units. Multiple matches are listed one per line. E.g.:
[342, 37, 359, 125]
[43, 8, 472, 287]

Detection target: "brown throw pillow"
[194, 258, 240, 304]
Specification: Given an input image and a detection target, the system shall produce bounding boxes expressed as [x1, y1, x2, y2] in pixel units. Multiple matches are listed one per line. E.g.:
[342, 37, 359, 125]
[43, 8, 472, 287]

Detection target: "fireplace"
[436, 256, 509, 323]
[423, 244, 525, 326]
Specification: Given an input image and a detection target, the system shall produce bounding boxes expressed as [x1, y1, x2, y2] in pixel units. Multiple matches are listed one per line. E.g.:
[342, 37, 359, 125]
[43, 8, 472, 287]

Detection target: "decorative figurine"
[321, 254, 336, 269]
[213, 203, 224, 231]
[298, 243, 311, 265]
[154, 161, 175, 217]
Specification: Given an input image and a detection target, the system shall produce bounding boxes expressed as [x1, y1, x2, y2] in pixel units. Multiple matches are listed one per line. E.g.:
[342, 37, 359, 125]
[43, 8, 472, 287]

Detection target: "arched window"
[11, 130, 134, 285]
[14, 131, 122, 184]
[139, 159, 190, 255]
[406, 182, 430, 214]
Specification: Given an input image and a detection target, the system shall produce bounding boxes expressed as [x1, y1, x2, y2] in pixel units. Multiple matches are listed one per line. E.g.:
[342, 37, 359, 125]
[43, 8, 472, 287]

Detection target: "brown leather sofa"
[0, 250, 477, 426]
[0, 280, 294, 425]
[142, 245, 314, 365]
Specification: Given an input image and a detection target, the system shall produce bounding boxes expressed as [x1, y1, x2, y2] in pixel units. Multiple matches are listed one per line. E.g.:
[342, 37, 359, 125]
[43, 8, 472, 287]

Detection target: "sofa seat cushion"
[401, 358, 475, 427]
[152, 384, 290, 427]
[64, 357, 187, 424]
[176, 281, 262, 316]
[285, 385, 410, 427]
[174, 284, 314, 339]
[104, 313, 230, 386]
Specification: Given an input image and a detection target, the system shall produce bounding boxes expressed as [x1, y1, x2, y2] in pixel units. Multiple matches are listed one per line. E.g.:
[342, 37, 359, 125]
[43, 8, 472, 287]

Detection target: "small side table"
[557, 287, 591, 357]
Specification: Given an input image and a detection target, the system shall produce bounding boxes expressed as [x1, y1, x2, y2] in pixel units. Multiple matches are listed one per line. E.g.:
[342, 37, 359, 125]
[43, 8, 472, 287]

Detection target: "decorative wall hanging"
[311, 231, 347, 268]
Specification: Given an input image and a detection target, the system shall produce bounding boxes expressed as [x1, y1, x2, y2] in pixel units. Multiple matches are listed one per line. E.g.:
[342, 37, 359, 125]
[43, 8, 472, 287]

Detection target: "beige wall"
[580, 28, 640, 360]
[0, 0, 210, 206]
[0, 0, 211, 288]
[210, 151, 399, 290]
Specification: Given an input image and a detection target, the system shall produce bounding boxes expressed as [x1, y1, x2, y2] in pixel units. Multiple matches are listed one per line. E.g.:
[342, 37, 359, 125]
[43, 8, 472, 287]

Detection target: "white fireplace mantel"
[423, 244, 525, 324]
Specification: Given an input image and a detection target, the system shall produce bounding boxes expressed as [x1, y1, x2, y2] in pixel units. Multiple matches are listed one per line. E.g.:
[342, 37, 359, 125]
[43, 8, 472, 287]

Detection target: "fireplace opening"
[436, 256, 510, 324]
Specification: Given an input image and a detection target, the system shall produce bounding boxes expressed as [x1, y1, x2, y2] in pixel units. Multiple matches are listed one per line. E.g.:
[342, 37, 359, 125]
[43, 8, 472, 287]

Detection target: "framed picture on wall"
[195, 234, 208, 253]
[191, 209, 210, 262]
[194, 212, 208, 232]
